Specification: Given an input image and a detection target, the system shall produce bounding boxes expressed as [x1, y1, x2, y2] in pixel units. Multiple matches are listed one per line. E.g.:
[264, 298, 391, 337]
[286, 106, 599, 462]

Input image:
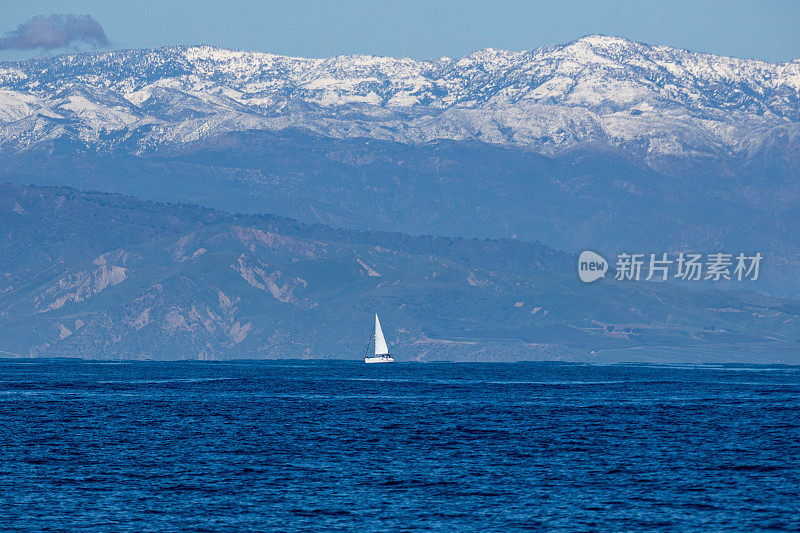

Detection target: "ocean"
[0, 360, 797, 531]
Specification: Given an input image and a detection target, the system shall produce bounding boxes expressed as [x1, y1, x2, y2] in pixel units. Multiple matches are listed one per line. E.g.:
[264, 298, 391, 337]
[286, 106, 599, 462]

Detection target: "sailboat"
[364, 313, 395, 364]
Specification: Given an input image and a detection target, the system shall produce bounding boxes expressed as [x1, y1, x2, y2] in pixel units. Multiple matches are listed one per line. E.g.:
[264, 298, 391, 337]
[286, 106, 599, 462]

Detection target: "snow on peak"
[574, 34, 637, 49]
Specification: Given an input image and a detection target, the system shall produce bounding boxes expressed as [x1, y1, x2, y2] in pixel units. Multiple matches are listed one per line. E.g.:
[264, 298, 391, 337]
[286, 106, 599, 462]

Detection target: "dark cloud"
[0, 14, 108, 51]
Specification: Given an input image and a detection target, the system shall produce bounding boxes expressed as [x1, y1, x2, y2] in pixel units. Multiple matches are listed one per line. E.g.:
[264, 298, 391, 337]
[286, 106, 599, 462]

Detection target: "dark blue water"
[0, 361, 798, 531]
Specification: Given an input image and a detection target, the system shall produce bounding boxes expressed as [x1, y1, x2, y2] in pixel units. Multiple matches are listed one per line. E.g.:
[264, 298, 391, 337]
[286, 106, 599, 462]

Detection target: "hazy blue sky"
[1, 0, 799, 62]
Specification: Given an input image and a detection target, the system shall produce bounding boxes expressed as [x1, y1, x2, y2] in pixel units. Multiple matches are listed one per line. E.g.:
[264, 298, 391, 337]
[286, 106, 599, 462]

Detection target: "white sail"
[374, 313, 389, 355]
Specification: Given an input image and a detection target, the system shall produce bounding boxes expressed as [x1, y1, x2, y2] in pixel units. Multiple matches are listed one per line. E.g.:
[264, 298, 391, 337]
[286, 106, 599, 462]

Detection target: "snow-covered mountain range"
[2, 35, 800, 162]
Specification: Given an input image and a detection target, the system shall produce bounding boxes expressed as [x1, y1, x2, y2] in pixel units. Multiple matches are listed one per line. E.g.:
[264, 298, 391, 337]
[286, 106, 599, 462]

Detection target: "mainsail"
[374, 313, 389, 355]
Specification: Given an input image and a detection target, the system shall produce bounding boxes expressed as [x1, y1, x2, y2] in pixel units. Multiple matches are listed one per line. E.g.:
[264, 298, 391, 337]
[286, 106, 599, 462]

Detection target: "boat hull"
[364, 356, 395, 364]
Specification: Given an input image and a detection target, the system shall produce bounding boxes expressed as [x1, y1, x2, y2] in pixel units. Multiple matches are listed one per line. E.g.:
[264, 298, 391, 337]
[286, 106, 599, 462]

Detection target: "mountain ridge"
[2, 182, 800, 362]
[2, 35, 799, 164]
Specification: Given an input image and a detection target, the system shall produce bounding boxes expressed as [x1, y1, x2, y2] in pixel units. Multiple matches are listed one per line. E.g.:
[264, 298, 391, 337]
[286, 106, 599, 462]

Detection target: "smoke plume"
[0, 14, 108, 51]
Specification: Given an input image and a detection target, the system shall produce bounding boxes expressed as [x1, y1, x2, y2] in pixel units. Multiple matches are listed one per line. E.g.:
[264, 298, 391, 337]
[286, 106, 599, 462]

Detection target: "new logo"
[578, 251, 608, 283]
